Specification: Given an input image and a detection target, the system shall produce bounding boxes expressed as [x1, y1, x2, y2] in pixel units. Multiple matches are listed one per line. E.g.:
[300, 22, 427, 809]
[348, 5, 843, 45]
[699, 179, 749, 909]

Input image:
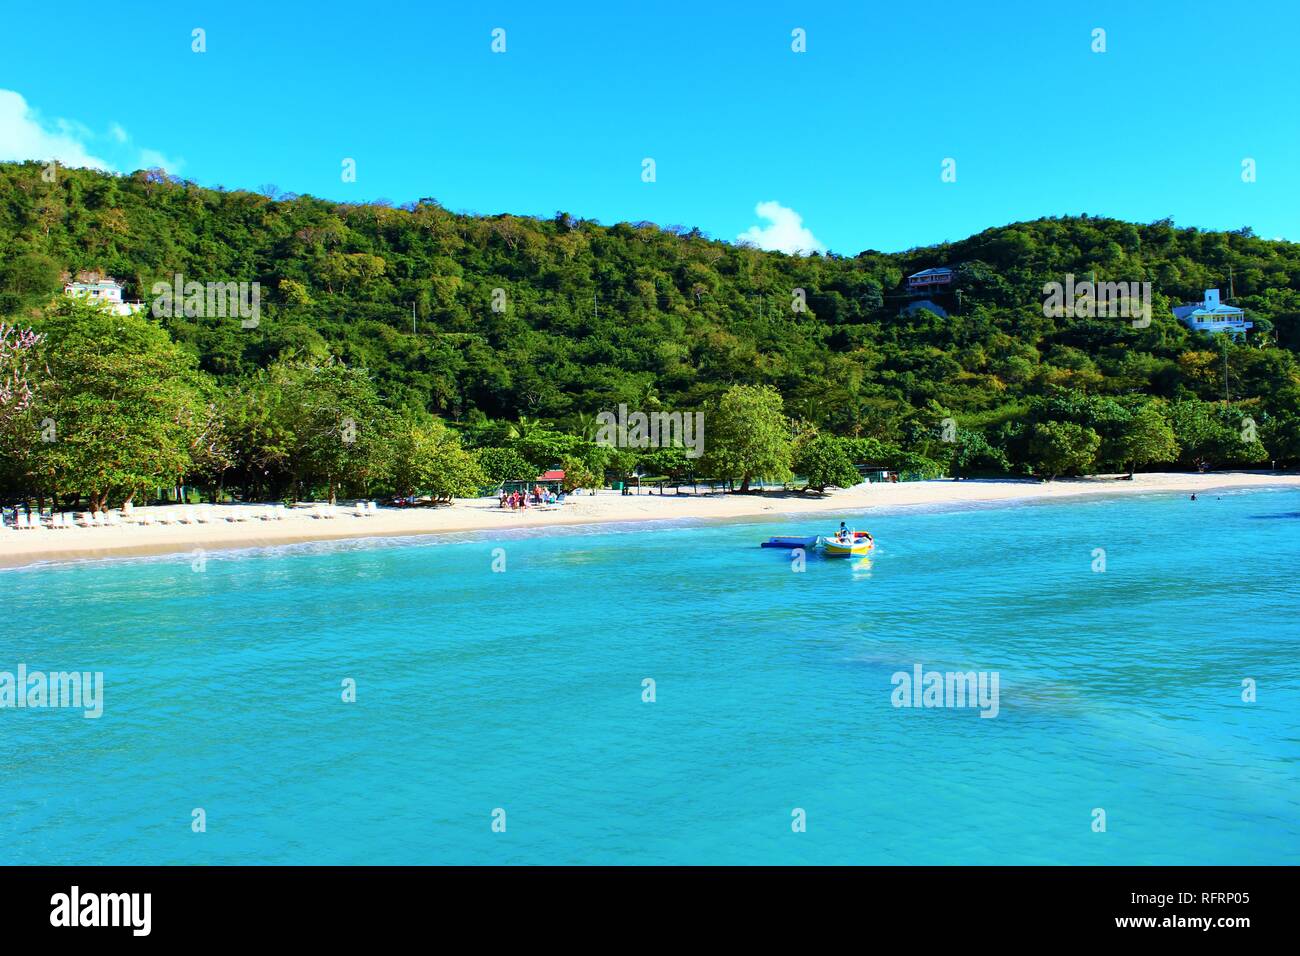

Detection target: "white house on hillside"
[1172, 289, 1251, 335]
[63, 273, 145, 316]
[906, 267, 955, 293]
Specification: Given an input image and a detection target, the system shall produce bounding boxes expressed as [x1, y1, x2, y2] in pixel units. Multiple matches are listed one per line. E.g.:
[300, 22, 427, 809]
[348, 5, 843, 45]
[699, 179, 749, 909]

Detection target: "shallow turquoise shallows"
[2, 487, 1298, 865]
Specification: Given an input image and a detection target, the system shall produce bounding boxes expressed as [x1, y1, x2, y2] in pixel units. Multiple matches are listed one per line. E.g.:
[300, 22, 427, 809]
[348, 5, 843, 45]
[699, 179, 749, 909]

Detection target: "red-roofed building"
[537, 470, 566, 483]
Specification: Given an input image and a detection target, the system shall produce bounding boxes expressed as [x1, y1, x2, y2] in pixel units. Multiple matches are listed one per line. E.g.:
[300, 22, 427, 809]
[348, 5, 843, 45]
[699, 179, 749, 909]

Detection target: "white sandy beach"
[1, 471, 1297, 569]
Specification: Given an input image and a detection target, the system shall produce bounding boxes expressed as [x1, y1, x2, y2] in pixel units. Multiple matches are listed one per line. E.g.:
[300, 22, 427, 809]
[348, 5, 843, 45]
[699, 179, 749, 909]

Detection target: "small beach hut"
[536, 469, 565, 490]
[502, 469, 566, 496]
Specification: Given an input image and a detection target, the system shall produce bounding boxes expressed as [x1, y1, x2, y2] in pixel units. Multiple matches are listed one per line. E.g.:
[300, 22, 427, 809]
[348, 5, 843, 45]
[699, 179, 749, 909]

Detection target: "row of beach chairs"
[310, 502, 380, 519]
[5, 510, 128, 530]
[2, 501, 384, 531]
[118, 504, 292, 525]
[3, 504, 288, 530]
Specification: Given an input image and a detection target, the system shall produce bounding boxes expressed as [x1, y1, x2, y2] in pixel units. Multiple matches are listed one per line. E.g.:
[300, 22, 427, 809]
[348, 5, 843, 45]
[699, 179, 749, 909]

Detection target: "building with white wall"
[1172, 289, 1251, 334]
[62, 274, 145, 316]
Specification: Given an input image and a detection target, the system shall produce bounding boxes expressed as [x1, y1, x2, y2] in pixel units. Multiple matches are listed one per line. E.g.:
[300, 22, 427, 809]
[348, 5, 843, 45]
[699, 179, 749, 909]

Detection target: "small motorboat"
[760, 535, 819, 549]
[819, 532, 874, 557]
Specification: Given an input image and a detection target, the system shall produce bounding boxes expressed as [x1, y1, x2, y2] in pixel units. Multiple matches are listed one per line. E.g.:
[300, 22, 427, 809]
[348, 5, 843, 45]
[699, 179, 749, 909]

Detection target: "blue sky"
[3, 0, 1298, 253]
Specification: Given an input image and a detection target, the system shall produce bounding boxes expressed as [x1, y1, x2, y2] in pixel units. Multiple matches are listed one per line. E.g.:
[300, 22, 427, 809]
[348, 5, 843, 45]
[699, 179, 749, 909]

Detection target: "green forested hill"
[2, 160, 1299, 503]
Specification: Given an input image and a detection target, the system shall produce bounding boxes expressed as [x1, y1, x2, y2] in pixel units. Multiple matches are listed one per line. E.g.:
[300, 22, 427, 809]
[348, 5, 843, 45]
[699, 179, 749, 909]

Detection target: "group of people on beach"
[498, 486, 560, 511]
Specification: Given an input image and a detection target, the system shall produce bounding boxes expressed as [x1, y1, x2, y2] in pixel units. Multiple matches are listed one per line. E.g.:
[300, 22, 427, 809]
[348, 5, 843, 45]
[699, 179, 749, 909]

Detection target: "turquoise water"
[2, 487, 1298, 865]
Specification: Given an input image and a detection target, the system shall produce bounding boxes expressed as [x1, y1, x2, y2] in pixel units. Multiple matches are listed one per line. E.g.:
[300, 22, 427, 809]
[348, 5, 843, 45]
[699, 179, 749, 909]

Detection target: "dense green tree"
[271, 360, 391, 503]
[639, 446, 695, 483]
[793, 435, 861, 493]
[699, 385, 793, 491]
[510, 428, 589, 470]
[474, 447, 536, 484]
[557, 454, 597, 492]
[389, 414, 486, 501]
[15, 297, 207, 509]
[1168, 401, 1268, 470]
[1113, 403, 1179, 476]
[1027, 421, 1101, 479]
[948, 428, 1011, 477]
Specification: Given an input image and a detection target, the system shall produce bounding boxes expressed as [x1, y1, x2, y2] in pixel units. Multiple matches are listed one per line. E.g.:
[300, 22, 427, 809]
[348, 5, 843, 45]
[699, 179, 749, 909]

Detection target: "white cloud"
[0, 89, 113, 170]
[0, 90, 183, 176]
[737, 200, 826, 255]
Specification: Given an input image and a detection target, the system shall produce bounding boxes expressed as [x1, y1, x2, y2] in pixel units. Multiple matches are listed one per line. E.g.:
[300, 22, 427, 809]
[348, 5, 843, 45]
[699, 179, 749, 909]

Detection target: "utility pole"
[1228, 263, 1235, 301]
[1222, 333, 1230, 403]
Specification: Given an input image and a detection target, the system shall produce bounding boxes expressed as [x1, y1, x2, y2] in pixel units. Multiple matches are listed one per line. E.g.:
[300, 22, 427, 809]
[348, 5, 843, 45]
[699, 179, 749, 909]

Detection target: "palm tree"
[507, 415, 542, 440]
[568, 411, 599, 441]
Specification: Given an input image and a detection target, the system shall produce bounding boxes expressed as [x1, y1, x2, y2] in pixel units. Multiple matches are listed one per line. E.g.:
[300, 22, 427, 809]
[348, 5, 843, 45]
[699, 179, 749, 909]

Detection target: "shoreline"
[2, 471, 1297, 571]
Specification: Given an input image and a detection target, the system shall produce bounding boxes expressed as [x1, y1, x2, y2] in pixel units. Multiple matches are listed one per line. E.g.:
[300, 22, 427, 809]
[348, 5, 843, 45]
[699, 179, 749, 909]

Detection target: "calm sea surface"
[2, 487, 1297, 864]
